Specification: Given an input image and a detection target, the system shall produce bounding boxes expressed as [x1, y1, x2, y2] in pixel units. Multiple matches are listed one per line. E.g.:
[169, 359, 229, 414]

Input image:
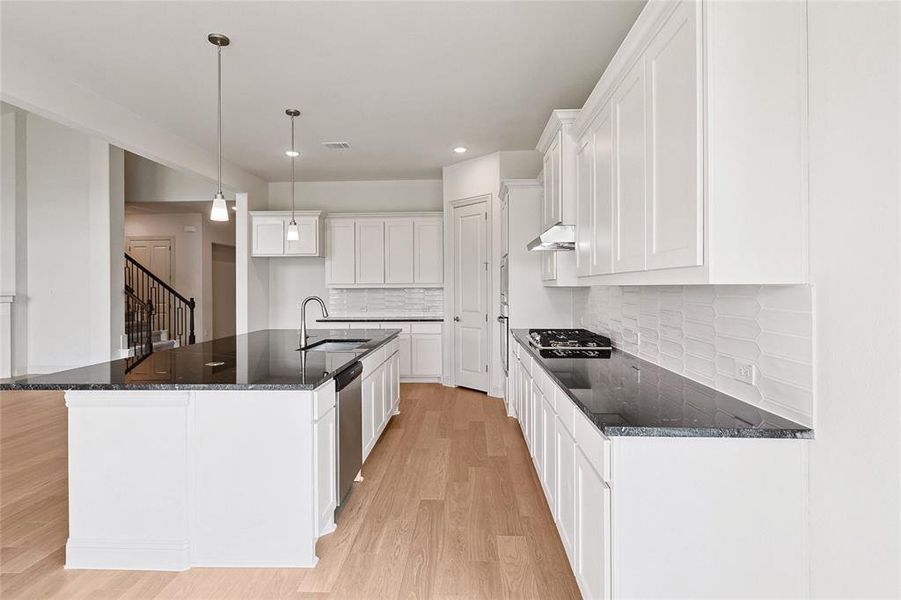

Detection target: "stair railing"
[124, 285, 154, 373]
[124, 253, 196, 348]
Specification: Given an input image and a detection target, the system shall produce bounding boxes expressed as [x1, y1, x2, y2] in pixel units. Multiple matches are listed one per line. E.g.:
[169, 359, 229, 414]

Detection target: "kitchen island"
[1, 328, 400, 571]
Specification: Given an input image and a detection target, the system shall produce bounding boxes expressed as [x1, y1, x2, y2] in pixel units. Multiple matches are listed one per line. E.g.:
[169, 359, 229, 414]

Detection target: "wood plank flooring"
[0, 384, 580, 599]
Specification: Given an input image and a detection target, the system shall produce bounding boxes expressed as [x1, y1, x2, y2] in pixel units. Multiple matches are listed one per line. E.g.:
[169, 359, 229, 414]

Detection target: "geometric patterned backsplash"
[327, 287, 445, 317]
[573, 285, 813, 426]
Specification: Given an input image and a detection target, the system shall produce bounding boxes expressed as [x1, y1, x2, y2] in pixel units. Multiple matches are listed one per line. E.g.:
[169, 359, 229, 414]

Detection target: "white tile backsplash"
[328, 288, 444, 317]
[574, 285, 814, 426]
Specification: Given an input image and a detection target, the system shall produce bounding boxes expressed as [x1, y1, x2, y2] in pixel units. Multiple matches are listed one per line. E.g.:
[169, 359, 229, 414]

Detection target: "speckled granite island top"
[0, 329, 399, 391]
[511, 329, 812, 439]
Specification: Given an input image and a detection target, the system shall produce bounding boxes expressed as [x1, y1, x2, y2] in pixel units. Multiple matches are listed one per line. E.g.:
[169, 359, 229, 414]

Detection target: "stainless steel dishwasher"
[334, 361, 363, 519]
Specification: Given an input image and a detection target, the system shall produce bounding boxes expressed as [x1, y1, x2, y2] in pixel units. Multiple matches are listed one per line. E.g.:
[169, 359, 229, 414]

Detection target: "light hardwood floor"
[0, 384, 580, 599]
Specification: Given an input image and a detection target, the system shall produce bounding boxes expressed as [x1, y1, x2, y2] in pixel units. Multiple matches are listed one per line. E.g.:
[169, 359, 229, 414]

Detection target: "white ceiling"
[2, 1, 644, 182]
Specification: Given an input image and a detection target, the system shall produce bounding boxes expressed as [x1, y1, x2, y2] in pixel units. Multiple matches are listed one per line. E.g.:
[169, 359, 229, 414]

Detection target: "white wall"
[265, 179, 442, 329]
[267, 179, 442, 213]
[125, 152, 234, 204]
[807, 2, 900, 596]
[23, 113, 120, 372]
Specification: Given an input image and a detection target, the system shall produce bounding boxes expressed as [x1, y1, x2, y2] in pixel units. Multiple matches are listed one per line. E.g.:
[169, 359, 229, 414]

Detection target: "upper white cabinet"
[568, 0, 808, 285]
[536, 113, 581, 287]
[325, 213, 443, 288]
[250, 211, 324, 257]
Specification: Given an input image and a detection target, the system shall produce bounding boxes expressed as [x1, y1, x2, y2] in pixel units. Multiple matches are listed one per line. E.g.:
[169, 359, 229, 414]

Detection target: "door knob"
[454, 316, 461, 322]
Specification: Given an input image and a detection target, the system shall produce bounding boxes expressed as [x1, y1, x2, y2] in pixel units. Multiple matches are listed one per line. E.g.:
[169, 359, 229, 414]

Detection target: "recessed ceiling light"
[453, 146, 467, 154]
[285, 150, 300, 157]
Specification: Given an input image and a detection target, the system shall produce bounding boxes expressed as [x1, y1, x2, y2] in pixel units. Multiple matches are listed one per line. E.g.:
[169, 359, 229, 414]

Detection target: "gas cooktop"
[528, 329, 612, 358]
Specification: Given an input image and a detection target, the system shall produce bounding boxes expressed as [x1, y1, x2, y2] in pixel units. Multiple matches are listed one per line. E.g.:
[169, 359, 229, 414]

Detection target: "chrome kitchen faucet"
[299, 296, 328, 349]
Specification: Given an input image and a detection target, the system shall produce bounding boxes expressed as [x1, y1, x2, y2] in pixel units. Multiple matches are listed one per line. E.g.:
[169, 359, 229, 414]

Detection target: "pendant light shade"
[209, 33, 230, 222]
[286, 109, 301, 241]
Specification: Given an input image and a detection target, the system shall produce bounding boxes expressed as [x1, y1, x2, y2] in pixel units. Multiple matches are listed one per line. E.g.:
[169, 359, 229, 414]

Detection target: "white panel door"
[355, 220, 385, 284]
[452, 201, 489, 391]
[128, 238, 172, 284]
[413, 218, 444, 284]
[646, 1, 703, 270]
[592, 106, 615, 275]
[410, 334, 442, 377]
[613, 60, 648, 273]
[326, 221, 356, 285]
[385, 219, 414, 284]
[575, 447, 612, 600]
[284, 216, 319, 256]
[575, 131, 595, 277]
[251, 218, 285, 256]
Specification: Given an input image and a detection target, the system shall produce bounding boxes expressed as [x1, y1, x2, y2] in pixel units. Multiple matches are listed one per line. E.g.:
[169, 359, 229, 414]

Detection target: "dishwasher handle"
[335, 361, 363, 391]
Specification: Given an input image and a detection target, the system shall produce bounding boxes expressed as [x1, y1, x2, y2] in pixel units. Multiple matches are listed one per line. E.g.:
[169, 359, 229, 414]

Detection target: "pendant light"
[208, 33, 230, 222]
[285, 109, 301, 241]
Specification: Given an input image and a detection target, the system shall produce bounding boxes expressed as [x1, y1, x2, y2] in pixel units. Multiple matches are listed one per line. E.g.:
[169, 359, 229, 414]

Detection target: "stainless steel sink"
[299, 339, 369, 352]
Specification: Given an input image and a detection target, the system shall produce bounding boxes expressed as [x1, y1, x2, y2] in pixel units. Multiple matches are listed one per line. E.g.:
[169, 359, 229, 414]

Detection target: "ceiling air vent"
[322, 141, 351, 150]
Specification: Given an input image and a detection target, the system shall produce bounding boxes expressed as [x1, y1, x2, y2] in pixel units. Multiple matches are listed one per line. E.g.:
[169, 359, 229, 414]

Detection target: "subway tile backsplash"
[574, 285, 814, 426]
[328, 288, 444, 317]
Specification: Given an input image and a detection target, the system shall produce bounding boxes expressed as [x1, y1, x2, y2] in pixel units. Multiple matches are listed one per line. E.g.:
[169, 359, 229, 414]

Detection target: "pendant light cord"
[291, 115, 296, 221]
[217, 44, 223, 196]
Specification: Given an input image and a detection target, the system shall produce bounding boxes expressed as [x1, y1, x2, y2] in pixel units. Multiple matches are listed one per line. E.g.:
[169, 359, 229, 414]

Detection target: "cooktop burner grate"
[528, 328, 612, 351]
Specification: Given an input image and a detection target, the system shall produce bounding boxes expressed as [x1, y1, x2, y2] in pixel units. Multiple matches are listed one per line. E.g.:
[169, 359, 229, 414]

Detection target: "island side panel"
[65, 390, 192, 571]
[610, 437, 809, 599]
[190, 388, 320, 567]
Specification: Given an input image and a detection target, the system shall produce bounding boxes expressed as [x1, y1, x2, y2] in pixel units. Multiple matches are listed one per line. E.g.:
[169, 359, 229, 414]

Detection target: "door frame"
[126, 236, 176, 286]
[444, 194, 493, 390]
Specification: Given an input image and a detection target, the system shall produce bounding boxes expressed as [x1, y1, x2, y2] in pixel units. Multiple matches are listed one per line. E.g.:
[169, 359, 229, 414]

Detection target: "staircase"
[124, 253, 195, 373]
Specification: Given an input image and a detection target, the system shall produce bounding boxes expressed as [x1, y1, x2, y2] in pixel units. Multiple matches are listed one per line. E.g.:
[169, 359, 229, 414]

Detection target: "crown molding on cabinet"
[536, 109, 581, 154]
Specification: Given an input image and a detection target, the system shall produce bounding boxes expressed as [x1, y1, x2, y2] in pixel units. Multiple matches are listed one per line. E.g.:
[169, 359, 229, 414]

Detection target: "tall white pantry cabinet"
[540, 0, 809, 287]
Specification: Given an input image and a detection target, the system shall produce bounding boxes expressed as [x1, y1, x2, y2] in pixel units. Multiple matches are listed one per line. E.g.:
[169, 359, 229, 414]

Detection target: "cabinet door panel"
[410, 334, 442, 377]
[355, 221, 386, 284]
[285, 217, 319, 256]
[327, 221, 356, 284]
[414, 218, 444, 284]
[575, 448, 611, 600]
[576, 132, 594, 277]
[385, 219, 415, 284]
[593, 107, 615, 275]
[556, 421, 576, 563]
[362, 374, 375, 457]
[315, 407, 337, 532]
[398, 334, 412, 377]
[646, 1, 702, 270]
[253, 218, 285, 256]
[543, 396, 557, 514]
[547, 132, 563, 227]
[613, 61, 647, 273]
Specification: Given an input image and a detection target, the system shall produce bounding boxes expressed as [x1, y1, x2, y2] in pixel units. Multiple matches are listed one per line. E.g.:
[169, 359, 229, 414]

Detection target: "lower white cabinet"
[509, 338, 808, 599]
[361, 340, 401, 461]
[411, 332, 442, 378]
[313, 402, 338, 536]
[323, 321, 443, 381]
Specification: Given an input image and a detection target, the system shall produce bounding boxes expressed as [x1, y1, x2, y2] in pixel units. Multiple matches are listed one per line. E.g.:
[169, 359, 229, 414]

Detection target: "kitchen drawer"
[555, 387, 576, 435]
[363, 347, 387, 375]
[380, 322, 412, 333]
[574, 409, 610, 483]
[313, 380, 336, 419]
[411, 322, 442, 334]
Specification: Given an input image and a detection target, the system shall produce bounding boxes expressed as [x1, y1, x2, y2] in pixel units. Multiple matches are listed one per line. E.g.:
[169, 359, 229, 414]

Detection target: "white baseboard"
[399, 376, 442, 383]
[66, 538, 190, 572]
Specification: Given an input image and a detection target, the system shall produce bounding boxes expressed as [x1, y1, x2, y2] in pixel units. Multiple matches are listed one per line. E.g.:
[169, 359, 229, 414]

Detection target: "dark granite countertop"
[511, 329, 812, 439]
[0, 329, 399, 391]
[316, 316, 444, 323]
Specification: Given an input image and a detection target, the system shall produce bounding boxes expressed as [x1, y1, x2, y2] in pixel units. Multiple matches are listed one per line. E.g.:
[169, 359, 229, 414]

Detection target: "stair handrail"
[125, 253, 194, 307]
[124, 285, 154, 359]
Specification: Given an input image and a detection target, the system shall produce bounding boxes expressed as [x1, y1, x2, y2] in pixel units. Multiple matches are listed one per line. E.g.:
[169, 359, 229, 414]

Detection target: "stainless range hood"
[526, 223, 575, 251]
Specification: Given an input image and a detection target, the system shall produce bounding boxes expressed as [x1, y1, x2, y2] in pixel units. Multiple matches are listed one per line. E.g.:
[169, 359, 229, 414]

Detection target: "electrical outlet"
[631, 365, 641, 384]
[734, 361, 757, 385]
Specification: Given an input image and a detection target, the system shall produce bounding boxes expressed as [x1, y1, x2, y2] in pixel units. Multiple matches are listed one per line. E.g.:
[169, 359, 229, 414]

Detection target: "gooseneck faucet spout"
[299, 296, 329, 349]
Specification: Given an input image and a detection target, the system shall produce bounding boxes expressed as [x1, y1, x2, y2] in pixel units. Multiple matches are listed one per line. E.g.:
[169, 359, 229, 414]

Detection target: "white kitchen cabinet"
[575, 131, 594, 277]
[355, 220, 386, 284]
[569, 0, 808, 285]
[385, 219, 414, 284]
[361, 339, 400, 462]
[413, 218, 444, 284]
[536, 111, 581, 287]
[250, 211, 324, 257]
[531, 380, 544, 473]
[325, 213, 444, 288]
[555, 418, 577, 563]
[326, 220, 356, 285]
[410, 324, 442, 378]
[313, 404, 337, 536]
[612, 60, 647, 274]
[574, 446, 611, 600]
[644, 0, 702, 270]
[542, 391, 558, 515]
[591, 106, 615, 276]
[398, 333, 411, 378]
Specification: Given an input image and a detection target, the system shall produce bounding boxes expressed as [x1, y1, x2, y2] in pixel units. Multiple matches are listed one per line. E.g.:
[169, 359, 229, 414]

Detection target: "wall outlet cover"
[734, 361, 757, 385]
